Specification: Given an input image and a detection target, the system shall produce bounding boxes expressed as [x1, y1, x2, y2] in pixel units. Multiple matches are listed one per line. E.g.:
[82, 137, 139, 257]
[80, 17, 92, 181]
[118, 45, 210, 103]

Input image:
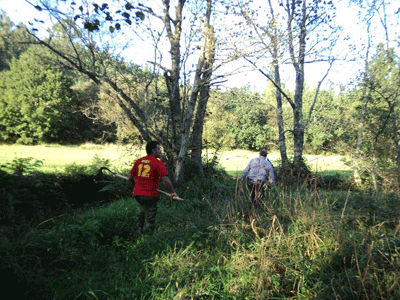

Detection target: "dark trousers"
[246, 179, 266, 205]
[134, 195, 159, 233]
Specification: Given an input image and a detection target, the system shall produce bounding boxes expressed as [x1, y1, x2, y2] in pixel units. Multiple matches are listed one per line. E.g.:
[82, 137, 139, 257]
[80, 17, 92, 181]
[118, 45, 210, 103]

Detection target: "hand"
[170, 193, 180, 200]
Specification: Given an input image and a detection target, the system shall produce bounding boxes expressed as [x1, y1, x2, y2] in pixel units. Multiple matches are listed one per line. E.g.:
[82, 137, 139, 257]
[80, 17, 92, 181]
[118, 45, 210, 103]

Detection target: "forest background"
[1, 0, 400, 188]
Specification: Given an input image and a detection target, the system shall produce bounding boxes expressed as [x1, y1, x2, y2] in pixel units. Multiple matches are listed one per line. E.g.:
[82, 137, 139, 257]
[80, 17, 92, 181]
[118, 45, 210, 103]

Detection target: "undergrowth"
[1, 160, 400, 299]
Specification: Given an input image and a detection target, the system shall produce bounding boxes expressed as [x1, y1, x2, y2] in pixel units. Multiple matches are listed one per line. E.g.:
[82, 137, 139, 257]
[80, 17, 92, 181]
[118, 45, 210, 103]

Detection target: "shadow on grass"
[2, 167, 400, 299]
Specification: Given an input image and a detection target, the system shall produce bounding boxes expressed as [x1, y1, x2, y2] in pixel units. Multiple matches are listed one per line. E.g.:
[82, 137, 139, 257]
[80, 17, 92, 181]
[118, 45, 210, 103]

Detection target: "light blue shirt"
[241, 156, 275, 185]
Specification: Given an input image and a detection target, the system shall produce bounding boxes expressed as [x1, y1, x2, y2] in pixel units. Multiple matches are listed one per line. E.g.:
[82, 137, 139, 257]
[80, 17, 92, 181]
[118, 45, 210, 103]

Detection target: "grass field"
[0, 144, 143, 173]
[214, 149, 350, 175]
[0, 144, 351, 174]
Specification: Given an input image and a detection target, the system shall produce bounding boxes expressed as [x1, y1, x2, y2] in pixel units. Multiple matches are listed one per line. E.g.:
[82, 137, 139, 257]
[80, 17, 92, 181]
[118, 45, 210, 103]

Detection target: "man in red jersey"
[129, 141, 179, 233]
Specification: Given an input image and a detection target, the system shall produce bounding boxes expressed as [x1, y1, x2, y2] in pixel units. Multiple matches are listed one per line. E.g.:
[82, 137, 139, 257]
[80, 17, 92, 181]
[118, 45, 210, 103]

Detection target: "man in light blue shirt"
[241, 149, 275, 205]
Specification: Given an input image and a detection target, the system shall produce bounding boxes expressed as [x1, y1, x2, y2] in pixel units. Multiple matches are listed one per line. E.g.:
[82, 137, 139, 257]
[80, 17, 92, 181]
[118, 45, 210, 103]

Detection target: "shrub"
[1, 157, 43, 175]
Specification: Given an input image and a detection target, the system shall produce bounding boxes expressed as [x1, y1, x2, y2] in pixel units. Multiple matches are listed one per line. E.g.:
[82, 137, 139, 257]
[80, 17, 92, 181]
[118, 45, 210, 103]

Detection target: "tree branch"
[243, 56, 296, 109]
[305, 58, 335, 128]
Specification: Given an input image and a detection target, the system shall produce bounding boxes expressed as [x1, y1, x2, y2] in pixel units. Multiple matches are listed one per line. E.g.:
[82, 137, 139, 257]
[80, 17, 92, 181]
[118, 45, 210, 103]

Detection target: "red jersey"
[130, 155, 169, 197]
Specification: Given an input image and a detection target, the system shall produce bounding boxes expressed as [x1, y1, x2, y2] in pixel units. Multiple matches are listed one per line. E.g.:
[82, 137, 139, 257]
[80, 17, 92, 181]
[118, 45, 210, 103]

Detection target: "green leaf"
[84, 20, 100, 32]
[136, 11, 145, 21]
[106, 12, 113, 21]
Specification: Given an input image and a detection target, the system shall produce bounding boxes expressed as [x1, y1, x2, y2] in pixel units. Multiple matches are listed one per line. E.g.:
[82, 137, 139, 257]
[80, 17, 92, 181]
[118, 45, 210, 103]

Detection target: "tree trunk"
[163, 0, 184, 157]
[293, 90, 304, 167]
[268, 0, 288, 166]
[191, 90, 209, 177]
[353, 117, 364, 187]
[354, 21, 373, 187]
[167, 0, 214, 182]
[274, 64, 288, 166]
[388, 101, 400, 187]
[289, 0, 306, 168]
[191, 23, 215, 176]
[379, 0, 400, 188]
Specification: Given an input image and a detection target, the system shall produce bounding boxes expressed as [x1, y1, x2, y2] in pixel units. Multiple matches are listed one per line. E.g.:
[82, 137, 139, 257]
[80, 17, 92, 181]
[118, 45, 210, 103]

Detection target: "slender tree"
[151, 0, 216, 181]
[376, 0, 400, 187]
[351, 0, 400, 188]
[234, 0, 339, 174]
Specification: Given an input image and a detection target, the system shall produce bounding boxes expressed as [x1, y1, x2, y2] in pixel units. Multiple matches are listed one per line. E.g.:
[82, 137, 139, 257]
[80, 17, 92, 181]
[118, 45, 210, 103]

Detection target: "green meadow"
[0, 144, 139, 173]
[0, 144, 350, 175]
[1, 144, 398, 300]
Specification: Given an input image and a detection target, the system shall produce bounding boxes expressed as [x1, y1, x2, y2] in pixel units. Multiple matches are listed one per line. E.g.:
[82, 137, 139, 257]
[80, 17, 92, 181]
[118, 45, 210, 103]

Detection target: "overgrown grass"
[1, 145, 398, 299]
[2, 171, 400, 299]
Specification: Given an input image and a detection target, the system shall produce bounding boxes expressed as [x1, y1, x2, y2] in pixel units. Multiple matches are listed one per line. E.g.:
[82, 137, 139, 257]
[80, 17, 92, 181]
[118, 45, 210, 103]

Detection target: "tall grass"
[3, 183, 400, 298]
[1, 145, 399, 299]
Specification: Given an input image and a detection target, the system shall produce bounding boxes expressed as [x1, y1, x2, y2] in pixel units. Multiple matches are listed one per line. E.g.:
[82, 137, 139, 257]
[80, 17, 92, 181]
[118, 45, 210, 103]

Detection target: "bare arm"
[161, 176, 176, 194]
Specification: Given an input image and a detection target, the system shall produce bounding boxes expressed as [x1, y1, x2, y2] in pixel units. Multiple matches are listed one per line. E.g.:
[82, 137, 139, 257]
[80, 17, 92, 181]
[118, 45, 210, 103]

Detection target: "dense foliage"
[0, 12, 33, 72]
[204, 87, 274, 150]
[0, 47, 76, 143]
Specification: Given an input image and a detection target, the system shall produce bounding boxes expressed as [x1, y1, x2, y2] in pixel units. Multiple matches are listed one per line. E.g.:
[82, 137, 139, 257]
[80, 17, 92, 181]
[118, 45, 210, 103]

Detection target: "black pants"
[134, 195, 159, 233]
[246, 179, 266, 205]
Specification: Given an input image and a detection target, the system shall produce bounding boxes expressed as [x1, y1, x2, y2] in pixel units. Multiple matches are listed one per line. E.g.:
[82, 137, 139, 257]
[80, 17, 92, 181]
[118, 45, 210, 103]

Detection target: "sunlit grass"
[0, 144, 351, 175]
[220, 150, 351, 177]
[0, 143, 145, 173]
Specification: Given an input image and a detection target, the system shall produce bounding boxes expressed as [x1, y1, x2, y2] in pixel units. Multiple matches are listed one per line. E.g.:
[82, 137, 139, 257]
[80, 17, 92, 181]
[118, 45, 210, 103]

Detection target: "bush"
[1, 157, 43, 175]
[0, 157, 132, 226]
[273, 158, 314, 187]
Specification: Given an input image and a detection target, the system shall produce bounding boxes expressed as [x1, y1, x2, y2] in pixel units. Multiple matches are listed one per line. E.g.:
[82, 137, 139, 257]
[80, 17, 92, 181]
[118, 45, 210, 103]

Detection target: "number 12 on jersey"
[138, 164, 151, 178]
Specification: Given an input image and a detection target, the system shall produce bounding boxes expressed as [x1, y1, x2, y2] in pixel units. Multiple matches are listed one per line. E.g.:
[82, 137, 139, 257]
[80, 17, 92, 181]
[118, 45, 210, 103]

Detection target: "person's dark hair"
[259, 149, 268, 157]
[146, 141, 160, 155]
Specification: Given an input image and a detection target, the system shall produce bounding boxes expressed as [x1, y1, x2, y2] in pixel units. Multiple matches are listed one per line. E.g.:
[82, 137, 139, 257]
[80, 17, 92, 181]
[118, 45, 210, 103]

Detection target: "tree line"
[0, 12, 350, 152]
[0, 0, 399, 189]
